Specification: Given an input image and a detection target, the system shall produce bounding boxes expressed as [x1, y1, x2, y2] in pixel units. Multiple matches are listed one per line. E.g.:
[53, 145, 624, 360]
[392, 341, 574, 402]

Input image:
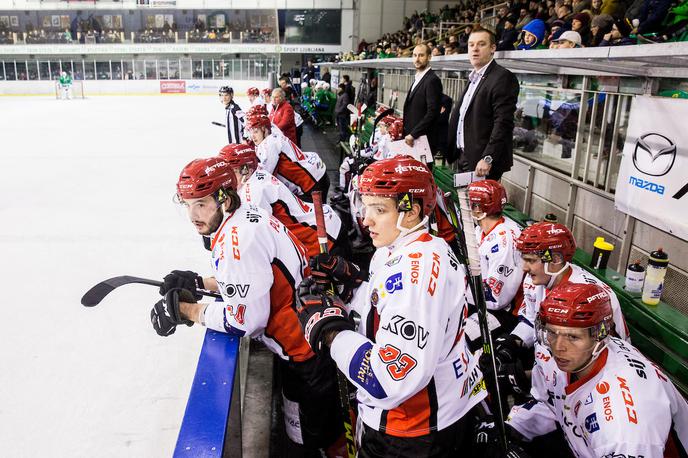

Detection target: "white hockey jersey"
[240, 168, 342, 257]
[512, 264, 630, 347]
[202, 203, 314, 362]
[473, 216, 524, 311]
[508, 338, 688, 457]
[255, 131, 326, 195]
[330, 230, 487, 437]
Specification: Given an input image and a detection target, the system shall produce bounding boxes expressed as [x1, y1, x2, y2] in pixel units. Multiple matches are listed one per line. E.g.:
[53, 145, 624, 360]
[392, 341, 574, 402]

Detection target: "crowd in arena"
[339, 0, 688, 61]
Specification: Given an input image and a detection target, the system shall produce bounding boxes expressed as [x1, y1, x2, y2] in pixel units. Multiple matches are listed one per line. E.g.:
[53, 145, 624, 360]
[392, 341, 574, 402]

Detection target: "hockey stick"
[311, 191, 357, 458]
[211, 121, 226, 128]
[81, 275, 221, 307]
[452, 186, 510, 453]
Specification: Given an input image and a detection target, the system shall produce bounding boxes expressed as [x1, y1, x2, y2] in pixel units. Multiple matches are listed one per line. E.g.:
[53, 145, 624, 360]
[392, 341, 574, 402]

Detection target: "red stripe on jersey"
[271, 201, 320, 257]
[276, 154, 317, 193]
[265, 259, 314, 362]
[382, 386, 433, 437]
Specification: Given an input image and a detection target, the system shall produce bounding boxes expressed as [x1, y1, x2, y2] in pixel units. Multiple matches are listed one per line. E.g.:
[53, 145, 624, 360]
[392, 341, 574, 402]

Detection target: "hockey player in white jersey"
[293, 157, 487, 455]
[482, 222, 629, 397]
[150, 156, 346, 456]
[507, 282, 688, 457]
[218, 143, 351, 259]
[245, 105, 329, 199]
[467, 179, 524, 328]
[247, 86, 265, 107]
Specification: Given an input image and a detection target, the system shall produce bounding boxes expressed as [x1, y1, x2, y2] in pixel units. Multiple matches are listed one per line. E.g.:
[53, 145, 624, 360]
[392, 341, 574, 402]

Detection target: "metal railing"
[0, 57, 278, 81]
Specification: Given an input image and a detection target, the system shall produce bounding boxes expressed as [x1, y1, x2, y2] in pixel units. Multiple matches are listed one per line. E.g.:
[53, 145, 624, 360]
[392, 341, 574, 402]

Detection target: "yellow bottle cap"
[593, 236, 614, 251]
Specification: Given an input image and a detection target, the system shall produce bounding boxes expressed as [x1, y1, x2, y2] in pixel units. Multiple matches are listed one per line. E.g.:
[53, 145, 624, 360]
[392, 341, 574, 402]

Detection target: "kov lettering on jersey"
[381, 314, 430, 349]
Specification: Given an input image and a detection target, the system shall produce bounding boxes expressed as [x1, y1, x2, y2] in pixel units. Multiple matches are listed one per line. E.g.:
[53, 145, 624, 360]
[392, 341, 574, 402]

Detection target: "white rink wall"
[0, 79, 269, 96]
[0, 94, 251, 458]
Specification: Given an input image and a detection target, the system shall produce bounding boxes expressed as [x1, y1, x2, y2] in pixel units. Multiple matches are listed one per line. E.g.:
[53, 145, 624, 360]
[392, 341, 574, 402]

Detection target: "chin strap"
[570, 339, 608, 374]
[545, 262, 570, 289]
[471, 211, 487, 222]
[395, 213, 429, 239]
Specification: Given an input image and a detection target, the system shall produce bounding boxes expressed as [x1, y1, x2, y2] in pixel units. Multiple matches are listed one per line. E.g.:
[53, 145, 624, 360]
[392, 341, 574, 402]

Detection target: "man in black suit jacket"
[447, 28, 519, 180]
[402, 44, 443, 155]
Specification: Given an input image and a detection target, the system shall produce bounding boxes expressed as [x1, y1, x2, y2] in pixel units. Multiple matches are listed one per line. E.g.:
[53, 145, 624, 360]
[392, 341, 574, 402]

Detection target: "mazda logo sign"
[632, 132, 677, 177]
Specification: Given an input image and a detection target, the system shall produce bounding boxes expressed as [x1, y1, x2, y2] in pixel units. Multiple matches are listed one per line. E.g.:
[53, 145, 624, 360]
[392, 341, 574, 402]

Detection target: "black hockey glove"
[473, 417, 531, 458]
[159, 270, 204, 300]
[150, 288, 195, 337]
[479, 334, 530, 395]
[309, 253, 366, 302]
[295, 278, 354, 355]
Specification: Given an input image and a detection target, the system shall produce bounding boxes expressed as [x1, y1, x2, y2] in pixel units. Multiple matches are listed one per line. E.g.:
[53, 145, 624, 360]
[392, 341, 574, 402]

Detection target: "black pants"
[337, 114, 351, 142]
[278, 354, 344, 451]
[359, 415, 470, 458]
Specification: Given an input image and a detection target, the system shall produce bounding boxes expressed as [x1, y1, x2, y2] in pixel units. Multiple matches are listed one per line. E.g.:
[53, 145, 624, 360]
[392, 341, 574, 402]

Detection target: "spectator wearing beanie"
[599, 17, 635, 45]
[517, 18, 546, 49]
[571, 12, 592, 45]
[591, 14, 614, 45]
[497, 15, 520, 50]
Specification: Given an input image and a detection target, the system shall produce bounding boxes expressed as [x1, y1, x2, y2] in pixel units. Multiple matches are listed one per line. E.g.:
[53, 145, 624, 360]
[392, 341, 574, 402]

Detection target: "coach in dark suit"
[402, 44, 443, 154]
[447, 28, 519, 180]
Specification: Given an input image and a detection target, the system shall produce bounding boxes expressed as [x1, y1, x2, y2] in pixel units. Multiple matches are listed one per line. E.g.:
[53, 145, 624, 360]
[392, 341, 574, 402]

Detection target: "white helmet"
[301, 82, 307, 88]
[323, 82, 330, 91]
[316, 81, 325, 90]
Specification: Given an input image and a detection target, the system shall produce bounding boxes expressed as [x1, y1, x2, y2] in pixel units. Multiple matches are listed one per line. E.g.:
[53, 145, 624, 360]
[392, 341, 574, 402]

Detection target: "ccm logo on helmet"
[408, 188, 426, 193]
[548, 308, 568, 314]
[394, 165, 427, 173]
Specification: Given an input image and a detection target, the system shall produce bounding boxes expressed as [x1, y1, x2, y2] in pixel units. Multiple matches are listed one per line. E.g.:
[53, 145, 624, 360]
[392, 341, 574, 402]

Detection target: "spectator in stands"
[517, 18, 546, 49]
[447, 27, 519, 180]
[553, 29, 583, 47]
[591, 14, 615, 45]
[334, 83, 352, 143]
[457, 24, 473, 53]
[402, 44, 443, 153]
[634, 0, 671, 34]
[571, 12, 592, 45]
[497, 16, 519, 50]
[270, 88, 298, 144]
[516, 7, 535, 29]
[599, 17, 635, 45]
[573, 0, 592, 13]
[591, 0, 604, 16]
[557, 3, 575, 23]
[496, 6, 511, 40]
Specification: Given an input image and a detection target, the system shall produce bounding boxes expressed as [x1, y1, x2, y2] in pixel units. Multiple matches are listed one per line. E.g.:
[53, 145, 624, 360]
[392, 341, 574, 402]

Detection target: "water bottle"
[641, 249, 669, 305]
[590, 237, 614, 270]
[624, 260, 645, 294]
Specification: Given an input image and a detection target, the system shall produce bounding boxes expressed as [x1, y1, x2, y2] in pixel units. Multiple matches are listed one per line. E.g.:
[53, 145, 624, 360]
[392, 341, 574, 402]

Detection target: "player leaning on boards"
[480, 222, 631, 396]
[218, 143, 351, 260]
[507, 282, 688, 456]
[244, 105, 329, 200]
[293, 156, 487, 456]
[150, 156, 346, 457]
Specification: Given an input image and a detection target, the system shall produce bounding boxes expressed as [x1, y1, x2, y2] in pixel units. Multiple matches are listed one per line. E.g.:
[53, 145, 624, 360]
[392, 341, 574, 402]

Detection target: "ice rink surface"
[0, 94, 249, 457]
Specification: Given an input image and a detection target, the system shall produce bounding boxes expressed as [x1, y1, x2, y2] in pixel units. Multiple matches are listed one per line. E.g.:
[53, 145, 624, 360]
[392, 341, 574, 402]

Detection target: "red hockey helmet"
[262, 88, 273, 99]
[359, 156, 437, 215]
[536, 282, 614, 341]
[176, 156, 237, 200]
[247, 87, 260, 97]
[468, 179, 507, 216]
[387, 119, 404, 141]
[380, 115, 398, 126]
[516, 222, 576, 262]
[245, 106, 271, 130]
[218, 144, 258, 170]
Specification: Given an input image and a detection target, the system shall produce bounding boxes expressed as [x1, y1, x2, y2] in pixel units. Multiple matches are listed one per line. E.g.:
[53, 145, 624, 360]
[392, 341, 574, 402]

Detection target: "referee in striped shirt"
[219, 86, 245, 144]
